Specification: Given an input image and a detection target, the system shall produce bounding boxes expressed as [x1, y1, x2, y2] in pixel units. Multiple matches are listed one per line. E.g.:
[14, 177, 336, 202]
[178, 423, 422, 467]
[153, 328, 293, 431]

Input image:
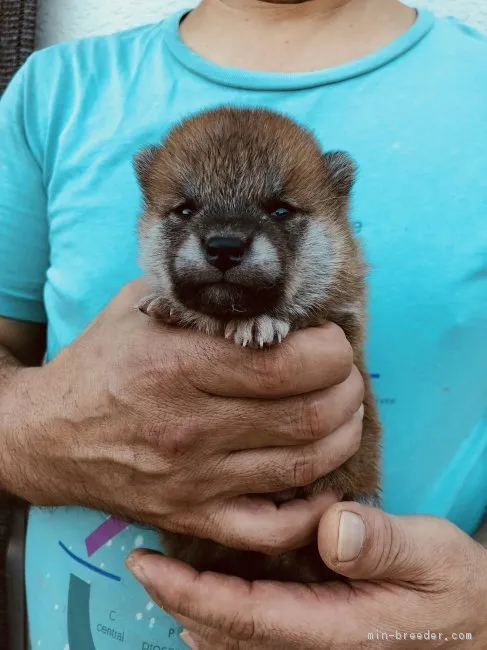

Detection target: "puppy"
[134, 107, 381, 582]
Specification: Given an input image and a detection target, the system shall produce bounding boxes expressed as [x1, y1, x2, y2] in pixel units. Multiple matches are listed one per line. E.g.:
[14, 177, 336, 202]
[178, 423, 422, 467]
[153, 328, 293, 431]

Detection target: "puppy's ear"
[133, 145, 159, 192]
[322, 151, 357, 197]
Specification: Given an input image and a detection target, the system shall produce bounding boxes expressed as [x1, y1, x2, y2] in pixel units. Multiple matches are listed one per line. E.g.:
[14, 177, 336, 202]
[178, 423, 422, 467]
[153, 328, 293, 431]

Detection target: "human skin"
[123, 0, 487, 645]
[1, 0, 484, 642]
[127, 504, 487, 649]
[180, 0, 416, 73]
[0, 278, 363, 551]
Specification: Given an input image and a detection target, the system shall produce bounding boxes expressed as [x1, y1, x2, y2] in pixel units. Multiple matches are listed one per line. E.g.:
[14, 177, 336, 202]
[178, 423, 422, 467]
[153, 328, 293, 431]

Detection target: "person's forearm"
[474, 516, 487, 549]
[0, 342, 23, 378]
[0, 345, 29, 504]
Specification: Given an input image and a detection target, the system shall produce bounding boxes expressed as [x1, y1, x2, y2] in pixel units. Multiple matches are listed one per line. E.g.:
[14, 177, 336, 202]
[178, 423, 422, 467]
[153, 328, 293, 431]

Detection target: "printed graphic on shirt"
[26, 507, 186, 650]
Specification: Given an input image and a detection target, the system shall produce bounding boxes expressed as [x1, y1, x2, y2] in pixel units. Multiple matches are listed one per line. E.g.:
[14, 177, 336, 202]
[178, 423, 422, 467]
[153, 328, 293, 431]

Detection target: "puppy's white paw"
[225, 316, 290, 348]
[136, 294, 179, 323]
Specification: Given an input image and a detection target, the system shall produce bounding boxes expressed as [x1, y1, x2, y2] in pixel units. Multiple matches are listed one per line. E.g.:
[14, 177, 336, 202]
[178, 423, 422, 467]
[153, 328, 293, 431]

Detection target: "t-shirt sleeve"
[0, 61, 48, 323]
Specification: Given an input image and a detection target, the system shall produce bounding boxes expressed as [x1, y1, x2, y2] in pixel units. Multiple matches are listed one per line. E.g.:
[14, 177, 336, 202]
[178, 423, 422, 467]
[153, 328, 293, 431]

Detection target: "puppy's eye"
[173, 203, 197, 218]
[271, 206, 290, 218]
[265, 202, 296, 219]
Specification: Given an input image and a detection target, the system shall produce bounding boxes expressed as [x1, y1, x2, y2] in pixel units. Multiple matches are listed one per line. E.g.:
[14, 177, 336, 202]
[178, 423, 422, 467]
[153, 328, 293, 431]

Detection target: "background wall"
[36, 0, 487, 49]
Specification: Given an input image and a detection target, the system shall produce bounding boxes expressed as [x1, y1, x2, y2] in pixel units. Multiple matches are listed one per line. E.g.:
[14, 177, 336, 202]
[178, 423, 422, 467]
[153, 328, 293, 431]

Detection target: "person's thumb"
[317, 501, 468, 584]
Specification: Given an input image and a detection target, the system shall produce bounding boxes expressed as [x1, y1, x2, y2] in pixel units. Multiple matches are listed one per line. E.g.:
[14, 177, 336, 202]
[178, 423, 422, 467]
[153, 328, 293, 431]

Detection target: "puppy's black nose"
[204, 236, 248, 272]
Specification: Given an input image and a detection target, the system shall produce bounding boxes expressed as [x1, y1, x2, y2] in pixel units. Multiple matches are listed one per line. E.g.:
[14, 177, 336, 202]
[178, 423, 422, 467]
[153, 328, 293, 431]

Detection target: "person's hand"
[3, 278, 363, 553]
[127, 503, 487, 649]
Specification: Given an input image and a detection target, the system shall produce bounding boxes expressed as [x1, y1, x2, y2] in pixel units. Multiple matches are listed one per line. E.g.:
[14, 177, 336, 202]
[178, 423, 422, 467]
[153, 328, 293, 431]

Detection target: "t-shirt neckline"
[161, 7, 436, 91]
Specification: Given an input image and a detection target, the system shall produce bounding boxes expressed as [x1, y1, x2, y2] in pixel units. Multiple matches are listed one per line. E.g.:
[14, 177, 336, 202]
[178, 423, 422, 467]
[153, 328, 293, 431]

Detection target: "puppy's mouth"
[174, 277, 284, 319]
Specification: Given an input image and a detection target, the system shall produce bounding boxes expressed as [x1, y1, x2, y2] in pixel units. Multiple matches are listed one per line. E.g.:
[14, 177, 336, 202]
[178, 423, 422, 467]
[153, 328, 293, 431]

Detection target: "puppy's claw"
[224, 322, 237, 340]
[136, 295, 156, 314]
[136, 294, 179, 323]
[225, 316, 290, 348]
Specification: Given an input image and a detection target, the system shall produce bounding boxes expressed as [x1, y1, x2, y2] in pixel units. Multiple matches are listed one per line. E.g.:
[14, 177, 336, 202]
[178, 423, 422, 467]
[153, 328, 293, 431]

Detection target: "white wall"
[36, 0, 487, 49]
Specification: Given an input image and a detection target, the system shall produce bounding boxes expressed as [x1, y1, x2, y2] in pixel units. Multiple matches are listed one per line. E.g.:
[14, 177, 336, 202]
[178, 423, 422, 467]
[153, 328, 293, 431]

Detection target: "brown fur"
[134, 107, 381, 582]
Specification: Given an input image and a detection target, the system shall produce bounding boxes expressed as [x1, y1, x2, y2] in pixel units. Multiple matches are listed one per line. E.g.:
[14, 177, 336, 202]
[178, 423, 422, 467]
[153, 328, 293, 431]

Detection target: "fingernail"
[126, 554, 148, 582]
[126, 550, 160, 583]
[180, 630, 197, 649]
[337, 511, 365, 562]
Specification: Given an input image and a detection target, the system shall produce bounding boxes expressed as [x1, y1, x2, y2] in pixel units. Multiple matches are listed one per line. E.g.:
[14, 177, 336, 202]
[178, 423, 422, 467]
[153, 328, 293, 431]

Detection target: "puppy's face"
[136, 108, 357, 320]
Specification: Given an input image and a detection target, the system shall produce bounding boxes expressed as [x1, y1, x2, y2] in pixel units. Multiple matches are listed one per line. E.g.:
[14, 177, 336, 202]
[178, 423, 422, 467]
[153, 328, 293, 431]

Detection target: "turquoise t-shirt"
[0, 7, 486, 649]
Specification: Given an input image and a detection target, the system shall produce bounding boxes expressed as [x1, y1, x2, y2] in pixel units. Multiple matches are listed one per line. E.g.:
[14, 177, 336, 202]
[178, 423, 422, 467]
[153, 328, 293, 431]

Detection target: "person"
[0, 0, 485, 648]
